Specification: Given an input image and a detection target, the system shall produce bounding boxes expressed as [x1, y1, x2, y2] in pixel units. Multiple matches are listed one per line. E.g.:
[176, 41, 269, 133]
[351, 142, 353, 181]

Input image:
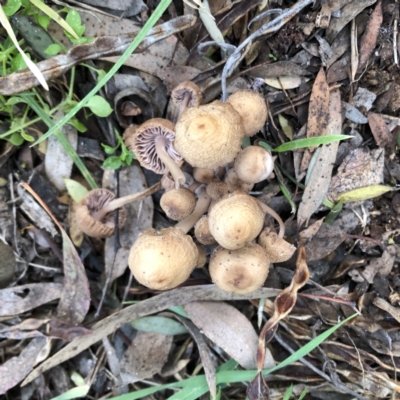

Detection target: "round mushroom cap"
[224, 168, 254, 193]
[76, 189, 126, 238]
[194, 215, 216, 245]
[226, 89, 268, 137]
[258, 228, 296, 263]
[129, 227, 198, 290]
[206, 181, 228, 200]
[193, 167, 215, 184]
[171, 81, 202, 108]
[208, 192, 264, 250]
[195, 243, 207, 268]
[234, 146, 274, 184]
[174, 101, 244, 169]
[209, 243, 270, 294]
[123, 118, 182, 174]
[160, 188, 196, 221]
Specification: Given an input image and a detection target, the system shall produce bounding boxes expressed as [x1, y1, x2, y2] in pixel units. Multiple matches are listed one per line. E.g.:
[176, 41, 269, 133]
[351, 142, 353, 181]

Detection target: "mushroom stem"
[175, 185, 211, 234]
[92, 182, 161, 221]
[155, 136, 186, 189]
[256, 199, 285, 239]
[177, 92, 191, 121]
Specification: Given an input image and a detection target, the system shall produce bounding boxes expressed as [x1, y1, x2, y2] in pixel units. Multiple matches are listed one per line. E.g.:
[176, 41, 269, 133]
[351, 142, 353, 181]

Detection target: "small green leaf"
[131, 316, 188, 335]
[101, 143, 117, 155]
[2, 0, 21, 16]
[273, 135, 351, 153]
[36, 14, 50, 30]
[64, 178, 89, 203]
[20, 129, 34, 142]
[103, 156, 122, 170]
[44, 43, 63, 55]
[68, 118, 87, 133]
[336, 185, 393, 203]
[10, 52, 28, 72]
[85, 95, 113, 117]
[65, 9, 84, 37]
[9, 132, 24, 146]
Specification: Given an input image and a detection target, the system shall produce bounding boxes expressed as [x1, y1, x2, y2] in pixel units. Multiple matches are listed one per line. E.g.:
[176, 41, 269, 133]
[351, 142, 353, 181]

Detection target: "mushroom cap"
[224, 168, 254, 193]
[160, 188, 196, 221]
[75, 189, 126, 238]
[171, 81, 202, 108]
[128, 227, 198, 290]
[234, 146, 274, 184]
[123, 118, 182, 174]
[258, 228, 296, 263]
[194, 215, 216, 245]
[208, 192, 264, 250]
[193, 167, 215, 184]
[174, 101, 244, 169]
[209, 243, 270, 294]
[226, 89, 268, 137]
[206, 180, 229, 200]
[195, 243, 207, 268]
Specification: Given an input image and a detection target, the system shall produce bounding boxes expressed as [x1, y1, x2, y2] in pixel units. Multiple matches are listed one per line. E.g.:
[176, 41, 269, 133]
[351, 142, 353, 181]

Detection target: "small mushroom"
[224, 168, 254, 192]
[258, 228, 296, 263]
[160, 187, 196, 221]
[194, 215, 216, 245]
[206, 180, 228, 200]
[76, 183, 160, 238]
[209, 243, 270, 294]
[226, 89, 268, 137]
[128, 186, 211, 290]
[171, 81, 202, 122]
[124, 118, 185, 189]
[195, 243, 207, 268]
[208, 192, 265, 250]
[193, 167, 215, 184]
[174, 101, 244, 169]
[234, 146, 275, 184]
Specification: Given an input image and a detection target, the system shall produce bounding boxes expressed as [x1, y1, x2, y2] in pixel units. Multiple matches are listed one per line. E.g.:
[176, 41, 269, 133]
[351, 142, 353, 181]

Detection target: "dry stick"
[274, 333, 369, 400]
[92, 182, 161, 221]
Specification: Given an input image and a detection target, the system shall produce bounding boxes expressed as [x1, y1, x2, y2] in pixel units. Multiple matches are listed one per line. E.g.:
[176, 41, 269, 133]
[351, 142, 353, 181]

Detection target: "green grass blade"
[31, 0, 173, 147]
[50, 385, 90, 400]
[19, 93, 98, 189]
[270, 135, 351, 153]
[283, 384, 293, 400]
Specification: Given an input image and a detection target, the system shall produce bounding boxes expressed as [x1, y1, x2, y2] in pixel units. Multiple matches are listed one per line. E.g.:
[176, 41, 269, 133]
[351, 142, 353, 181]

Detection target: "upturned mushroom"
[171, 81, 202, 122]
[124, 118, 185, 189]
[258, 228, 296, 263]
[226, 89, 268, 137]
[160, 187, 196, 221]
[209, 243, 270, 294]
[174, 101, 244, 169]
[234, 146, 275, 184]
[76, 183, 161, 238]
[128, 186, 211, 290]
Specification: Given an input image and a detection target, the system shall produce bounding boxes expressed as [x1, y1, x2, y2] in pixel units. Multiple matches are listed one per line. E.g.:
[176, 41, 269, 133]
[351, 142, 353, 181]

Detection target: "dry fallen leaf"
[368, 112, 395, 156]
[264, 76, 302, 90]
[184, 301, 275, 370]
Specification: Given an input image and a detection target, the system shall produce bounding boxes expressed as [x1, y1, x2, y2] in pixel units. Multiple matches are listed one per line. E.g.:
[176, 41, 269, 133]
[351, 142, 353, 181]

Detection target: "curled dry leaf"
[22, 285, 280, 385]
[297, 88, 341, 228]
[299, 218, 325, 242]
[368, 112, 395, 157]
[358, 0, 382, 71]
[120, 331, 173, 384]
[184, 301, 275, 370]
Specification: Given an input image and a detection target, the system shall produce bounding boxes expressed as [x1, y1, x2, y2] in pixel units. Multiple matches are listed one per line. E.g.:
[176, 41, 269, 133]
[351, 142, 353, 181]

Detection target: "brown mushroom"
[258, 228, 296, 263]
[224, 168, 254, 193]
[160, 187, 196, 221]
[195, 243, 207, 268]
[194, 215, 216, 245]
[76, 183, 161, 238]
[206, 180, 228, 200]
[208, 192, 265, 250]
[128, 186, 211, 290]
[171, 81, 202, 122]
[226, 89, 268, 137]
[234, 146, 275, 184]
[124, 118, 185, 189]
[174, 101, 244, 169]
[193, 167, 215, 184]
[209, 243, 270, 294]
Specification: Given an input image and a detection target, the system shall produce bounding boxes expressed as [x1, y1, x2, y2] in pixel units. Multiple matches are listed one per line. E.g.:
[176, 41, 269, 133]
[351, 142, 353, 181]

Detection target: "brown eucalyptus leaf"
[358, 0, 382, 70]
[0, 242, 15, 288]
[297, 88, 341, 228]
[48, 319, 92, 341]
[248, 61, 309, 78]
[22, 286, 280, 385]
[103, 165, 154, 286]
[0, 283, 63, 317]
[0, 337, 48, 394]
[327, 54, 350, 83]
[306, 68, 330, 141]
[68, 201, 84, 247]
[325, 0, 377, 43]
[184, 301, 275, 370]
[120, 331, 173, 384]
[368, 112, 394, 152]
[299, 218, 325, 242]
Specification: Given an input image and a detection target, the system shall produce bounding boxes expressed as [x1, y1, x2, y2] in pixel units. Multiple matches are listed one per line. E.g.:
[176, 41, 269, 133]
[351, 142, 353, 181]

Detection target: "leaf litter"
[1, 0, 400, 399]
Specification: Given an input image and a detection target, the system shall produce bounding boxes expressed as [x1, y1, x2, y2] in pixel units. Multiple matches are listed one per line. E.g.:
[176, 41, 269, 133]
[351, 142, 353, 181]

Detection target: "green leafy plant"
[102, 130, 136, 170]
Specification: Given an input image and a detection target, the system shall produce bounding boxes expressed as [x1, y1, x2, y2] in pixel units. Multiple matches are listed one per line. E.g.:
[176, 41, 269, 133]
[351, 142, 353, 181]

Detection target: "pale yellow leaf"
[336, 185, 393, 203]
[264, 76, 302, 89]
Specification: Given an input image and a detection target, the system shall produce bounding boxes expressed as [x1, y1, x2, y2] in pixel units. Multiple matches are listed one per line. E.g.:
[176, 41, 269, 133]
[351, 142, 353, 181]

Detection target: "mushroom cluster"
[77, 82, 296, 294]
